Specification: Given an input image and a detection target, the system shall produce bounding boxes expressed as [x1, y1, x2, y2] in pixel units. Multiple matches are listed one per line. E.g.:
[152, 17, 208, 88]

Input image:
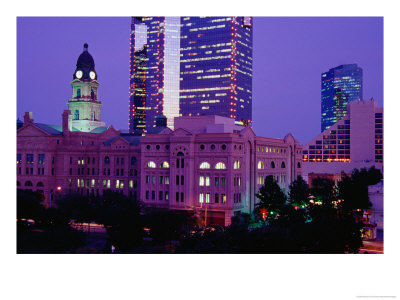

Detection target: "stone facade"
[17, 113, 302, 226]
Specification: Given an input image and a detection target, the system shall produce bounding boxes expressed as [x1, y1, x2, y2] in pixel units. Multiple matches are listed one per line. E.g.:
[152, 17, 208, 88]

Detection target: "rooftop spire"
[83, 43, 88, 51]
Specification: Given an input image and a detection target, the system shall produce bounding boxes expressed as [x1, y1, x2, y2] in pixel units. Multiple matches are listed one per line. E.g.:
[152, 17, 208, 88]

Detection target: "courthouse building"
[17, 44, 303, 226]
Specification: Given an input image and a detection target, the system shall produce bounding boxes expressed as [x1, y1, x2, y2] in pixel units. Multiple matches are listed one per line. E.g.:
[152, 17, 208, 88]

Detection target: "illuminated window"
[205, 176, 210, 186]
[257, 161, 264, 169]
[199, 176, 205, 186]
[165, 176, 170, 185]
[215, 162, 226, 169]
[161, 161, 170, 168]
[234, 160, 241, 169]
[199, 193, 204, 203]
[200, 162, 210, 169]
[206, 193, 210, 203]
[147, 161, 156, 168]
[222, 194, 226, 204]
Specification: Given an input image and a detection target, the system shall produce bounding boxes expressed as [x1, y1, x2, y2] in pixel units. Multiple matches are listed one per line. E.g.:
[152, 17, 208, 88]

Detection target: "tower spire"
[84, 43, 88, 51]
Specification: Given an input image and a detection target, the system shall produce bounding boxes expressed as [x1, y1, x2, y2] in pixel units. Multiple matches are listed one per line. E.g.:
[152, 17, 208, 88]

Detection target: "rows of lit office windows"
[199, 193, 226, 204]
[375, 113, 383, 162]
[180, 55, 231, 63]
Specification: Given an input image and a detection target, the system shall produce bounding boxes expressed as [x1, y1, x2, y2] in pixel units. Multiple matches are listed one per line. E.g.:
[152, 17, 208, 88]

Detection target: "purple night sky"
[17, 17, 383, 144]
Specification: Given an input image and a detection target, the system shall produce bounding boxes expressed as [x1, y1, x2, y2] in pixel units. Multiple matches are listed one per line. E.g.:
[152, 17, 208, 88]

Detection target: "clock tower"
[68, 43, 105, 132]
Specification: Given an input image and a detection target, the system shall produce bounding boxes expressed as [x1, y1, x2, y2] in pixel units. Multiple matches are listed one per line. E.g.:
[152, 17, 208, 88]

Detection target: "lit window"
[215, 162, 226, 169]
[147, 161, 156, 168]
[257, 161, 264, 169]
[161, 161, 170, 168]
[200, 162, 210, 169]
[222, 194, 226, 204]
[206, 193, 210, 203]
[199, 193, 204, 203]
[205, 177, 210, 186]
[234, 160, 241, 169]
[199, 176, 205, 186]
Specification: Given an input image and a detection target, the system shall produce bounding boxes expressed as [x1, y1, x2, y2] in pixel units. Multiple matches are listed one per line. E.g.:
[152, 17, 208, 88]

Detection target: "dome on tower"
[73, 43, 97, 80]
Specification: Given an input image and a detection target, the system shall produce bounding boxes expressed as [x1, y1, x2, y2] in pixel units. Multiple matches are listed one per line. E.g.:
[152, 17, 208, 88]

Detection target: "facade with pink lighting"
[302, 99, 383, 182]
[17, 113, 302, 226]
[17, 44, 303, 226]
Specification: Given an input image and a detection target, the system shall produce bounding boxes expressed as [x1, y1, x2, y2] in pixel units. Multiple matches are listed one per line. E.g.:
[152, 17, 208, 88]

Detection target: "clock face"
[75, 70, 83, 79]
[89, 71, 96, 80]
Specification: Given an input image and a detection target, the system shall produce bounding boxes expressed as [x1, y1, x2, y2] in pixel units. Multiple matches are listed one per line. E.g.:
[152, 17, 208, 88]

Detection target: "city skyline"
[17, 17, 383, 144]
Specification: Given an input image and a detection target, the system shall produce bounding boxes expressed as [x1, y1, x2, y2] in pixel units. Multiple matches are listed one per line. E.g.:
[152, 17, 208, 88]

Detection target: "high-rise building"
[129, 17, 180, 133]
[179, 17, 253, 126]
[302, 99, 383, 182]
[321, 64, 363, 132]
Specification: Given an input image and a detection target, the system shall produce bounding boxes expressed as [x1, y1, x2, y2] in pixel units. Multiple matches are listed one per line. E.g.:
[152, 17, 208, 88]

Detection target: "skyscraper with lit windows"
[179, 17, 253, 126]
[129, 17, 180, 133]
[321, 63, 363, 132]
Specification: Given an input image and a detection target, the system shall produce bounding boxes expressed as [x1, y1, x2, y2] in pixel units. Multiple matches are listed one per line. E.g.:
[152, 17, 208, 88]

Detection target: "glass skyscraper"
[179, 17, 253, 126]
[321, 63, 363, 132]
[129, 17, 180, 133]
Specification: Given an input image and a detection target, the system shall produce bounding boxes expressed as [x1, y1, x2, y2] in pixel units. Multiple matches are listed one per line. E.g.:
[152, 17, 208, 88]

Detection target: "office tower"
[179, 17, 253, 126]
[321, 63, 363, 132]
[129, 17, 180, 133]
[302, 99, 383, 181]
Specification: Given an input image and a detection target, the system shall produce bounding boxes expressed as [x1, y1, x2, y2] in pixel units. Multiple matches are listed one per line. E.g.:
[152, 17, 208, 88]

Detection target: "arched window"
[257, 161, 264, 169]
[91, 111, 96, 121]
[77, 88, 81, 98]
[131, 156, 137, 165]
[234, 160, 241, 169]
[199, 162, 210, 169]
[91, 89, 95, 100]
[215, 162, 226, 169]
[147, 161, 156, 168]
[271, 161, 275, 169]
[24, 181, 33, 186]
[161, 161, 170, 168]
[176, 152, 184, 169]
[74, 110, 79, 120]
[281, 161, 286, 168]
[104, 156, 110, 164]
[297, 162, 301, 168]
[37, 182, 44, 187]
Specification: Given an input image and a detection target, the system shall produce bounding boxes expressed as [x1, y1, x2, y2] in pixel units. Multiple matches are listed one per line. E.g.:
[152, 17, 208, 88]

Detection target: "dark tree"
[97, 191, 143, 252]
[310, 177, 337, 207]
[144, 210, 191, 243]
[288, 176, 310, 207]
[255, 175, 287, 219]
[338, 167, 383, 210]
[17, 189, 45, 222]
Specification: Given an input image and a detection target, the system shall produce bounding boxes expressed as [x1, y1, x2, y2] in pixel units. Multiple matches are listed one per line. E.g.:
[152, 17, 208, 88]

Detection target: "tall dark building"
[130, 45, 148, 133]
[321, 63, 363, 132]
[179, 17, 253, 126]
[129, 17, 180, 134]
